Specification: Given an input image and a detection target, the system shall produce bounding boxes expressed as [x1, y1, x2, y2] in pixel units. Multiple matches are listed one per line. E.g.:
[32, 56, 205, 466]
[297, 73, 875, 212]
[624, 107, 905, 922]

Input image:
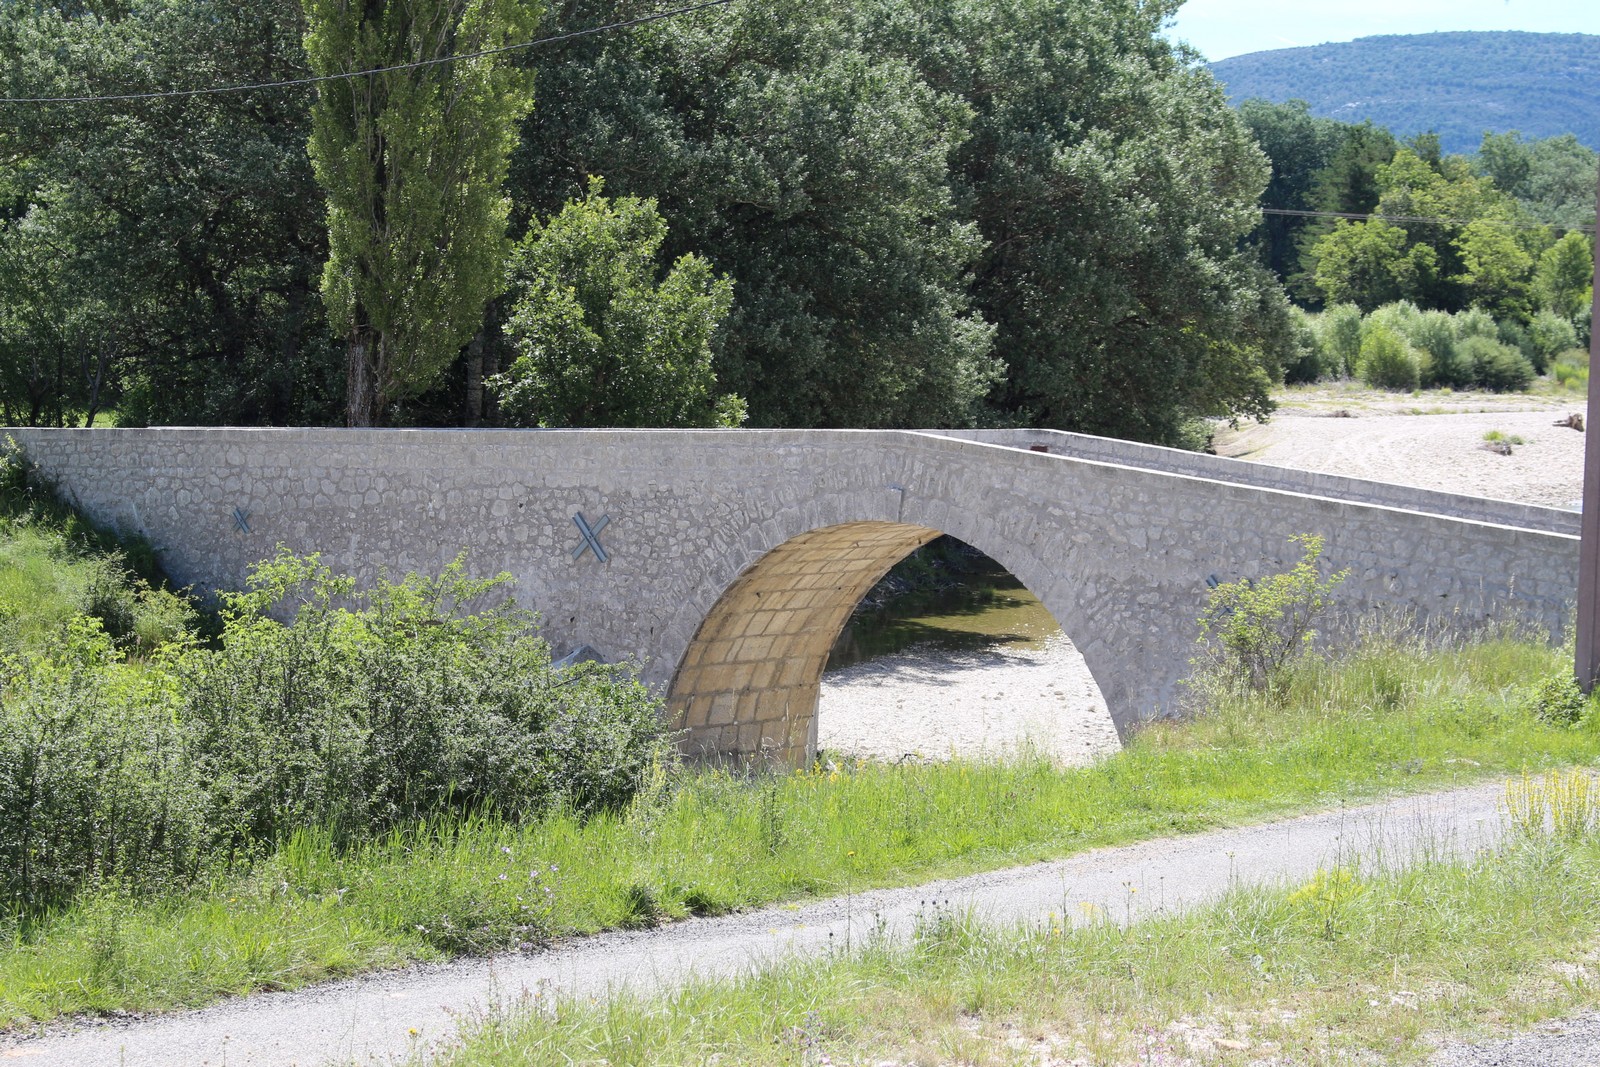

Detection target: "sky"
[1165, 0, 1599, 61]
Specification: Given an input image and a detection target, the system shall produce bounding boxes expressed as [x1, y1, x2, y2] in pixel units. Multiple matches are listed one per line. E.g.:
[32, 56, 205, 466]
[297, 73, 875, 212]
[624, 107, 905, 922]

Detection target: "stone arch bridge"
[9, 427, 1579, 765]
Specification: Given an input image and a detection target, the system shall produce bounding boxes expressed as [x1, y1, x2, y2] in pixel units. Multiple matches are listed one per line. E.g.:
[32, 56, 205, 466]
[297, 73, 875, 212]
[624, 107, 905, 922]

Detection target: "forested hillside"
[1211, 32, 1600, 156]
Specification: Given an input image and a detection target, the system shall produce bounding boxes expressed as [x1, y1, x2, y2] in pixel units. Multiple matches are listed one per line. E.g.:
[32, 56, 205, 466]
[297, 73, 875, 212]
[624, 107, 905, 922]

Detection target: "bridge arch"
[666, 519, 1107, 765]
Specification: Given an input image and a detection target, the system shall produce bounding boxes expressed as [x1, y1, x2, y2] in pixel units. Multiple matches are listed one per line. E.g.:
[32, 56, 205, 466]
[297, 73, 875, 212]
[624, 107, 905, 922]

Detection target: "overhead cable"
[0, 0, 733, 106]
[1262, 206, 1595, 234]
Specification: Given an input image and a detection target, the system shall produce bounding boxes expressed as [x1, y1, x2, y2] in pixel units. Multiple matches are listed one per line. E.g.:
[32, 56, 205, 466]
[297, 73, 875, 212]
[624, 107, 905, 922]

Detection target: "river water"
[815, 567, 1121, 764]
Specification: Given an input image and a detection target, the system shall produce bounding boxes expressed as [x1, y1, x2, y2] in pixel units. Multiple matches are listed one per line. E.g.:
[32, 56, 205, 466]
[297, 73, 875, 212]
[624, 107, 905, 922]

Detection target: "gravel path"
[0, 782, 1522, 1067]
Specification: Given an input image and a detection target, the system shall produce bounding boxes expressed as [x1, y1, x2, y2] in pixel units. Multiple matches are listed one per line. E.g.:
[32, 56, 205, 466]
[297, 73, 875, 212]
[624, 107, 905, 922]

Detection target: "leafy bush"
[1459, 335, 1534, 392]
[1552, 348, 1589, 391]
[1528, 310, 1579, 374]
[1317, 303, 1364, 378]
[1409, 310, 1468, 387]
[1196, 534, 1349, 694]
[1363, 300, 1422, 343]
[1496, 317, 1539, 369]
[1452, 307, 1499, 342]
[0, 619, 203, 910]
[1524, 672, 1589, 728]
[1282, 308, 1322, 384]
[0, 552, 672, 910]
[179, 551, 671, 851]
[1356, 326, 1420, 390]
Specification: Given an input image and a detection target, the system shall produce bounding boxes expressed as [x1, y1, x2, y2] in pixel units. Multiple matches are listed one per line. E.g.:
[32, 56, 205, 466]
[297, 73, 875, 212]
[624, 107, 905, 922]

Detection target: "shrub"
[0, 619, 204, 910]
[1363, 300, 1422, 344]
[0, 551, 672, 911]
[1317, 303, 1364, 378]
[1452, 307, 1499, 342]
[1524, 671, 1588, 728]
[1356, 326, 1419, 390]
[1552, 348, 1589, 391]
[1196, 534, 1349, 693]
[1496, 317, 1539, 369]
[1282, 308, 1322, 384]
[1459, 335, 1534, 392]
[1409, 310, 1468, 388]
[1528, 311, 1579, 375]
[177, 550, 671, 852]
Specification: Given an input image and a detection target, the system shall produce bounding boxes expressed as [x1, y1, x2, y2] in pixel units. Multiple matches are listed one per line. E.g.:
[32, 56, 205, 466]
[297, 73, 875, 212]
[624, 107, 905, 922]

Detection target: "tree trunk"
[463, 328, 485, 426]
[346, 327, 377, 427]
[481, 299, 501, 426]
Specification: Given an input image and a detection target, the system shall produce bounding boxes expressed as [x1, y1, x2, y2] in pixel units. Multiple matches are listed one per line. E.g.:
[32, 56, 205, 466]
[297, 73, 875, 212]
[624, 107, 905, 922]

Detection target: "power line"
[1262, 206, 1596, 234]
[0, 0, 733, 106]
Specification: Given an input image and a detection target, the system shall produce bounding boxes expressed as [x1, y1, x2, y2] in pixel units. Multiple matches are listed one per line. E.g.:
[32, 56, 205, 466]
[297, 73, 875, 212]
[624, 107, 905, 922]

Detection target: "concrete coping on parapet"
[917, 427, 1581, 538]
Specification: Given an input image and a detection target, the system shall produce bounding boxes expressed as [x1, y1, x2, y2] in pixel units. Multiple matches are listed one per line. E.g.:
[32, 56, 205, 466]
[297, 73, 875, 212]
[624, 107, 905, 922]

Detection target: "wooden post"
[1575, 164, 1600, 689]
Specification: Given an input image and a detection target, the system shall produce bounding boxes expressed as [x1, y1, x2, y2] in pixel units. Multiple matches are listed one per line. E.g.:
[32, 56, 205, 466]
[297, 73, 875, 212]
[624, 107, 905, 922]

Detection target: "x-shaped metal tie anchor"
[571, 512, 611, 563]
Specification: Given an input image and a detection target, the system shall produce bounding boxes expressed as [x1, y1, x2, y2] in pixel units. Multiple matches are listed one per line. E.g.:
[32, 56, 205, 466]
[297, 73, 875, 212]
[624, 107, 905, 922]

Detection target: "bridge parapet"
[4, 426, 1580, 766]
[928, 428, 1580, 536]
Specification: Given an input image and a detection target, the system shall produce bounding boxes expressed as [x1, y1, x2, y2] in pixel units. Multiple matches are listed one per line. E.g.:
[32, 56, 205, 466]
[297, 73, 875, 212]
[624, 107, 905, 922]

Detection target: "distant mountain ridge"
[1209, 31, 1600, 155]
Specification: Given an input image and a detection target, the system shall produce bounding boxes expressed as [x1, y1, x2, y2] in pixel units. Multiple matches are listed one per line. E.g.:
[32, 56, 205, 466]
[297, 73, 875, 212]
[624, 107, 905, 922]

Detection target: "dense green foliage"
[1288, 301, 1555, 393]
[1238, 99, 1595, 319]
[0, 478, 668, 913]
[302, 0, 538, 426]
[494, 179, 741, 428]
[1211, 32, 1600, 156]
[0, 0, 1289, 445]
[0, 0, 338, 427]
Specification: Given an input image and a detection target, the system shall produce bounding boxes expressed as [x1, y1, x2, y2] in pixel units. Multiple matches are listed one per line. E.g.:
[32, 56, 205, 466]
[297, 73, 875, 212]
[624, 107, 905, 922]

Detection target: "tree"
[1478, 132, 1599, 232]
[510, 0, 1285, 443]
[1236, 98, 1342, 280]
[1535, 232, 1594, 320]
[1309, 220, 1431, 311]
[1289, 122, 1398, 301]
[0, 0, 339, 426]
[508, 0, 999, 430]
[492, 179, 740, 428]
[1454, 219, 1534, 320]
[884, 0, 1288, 442]
[302, 0, 537, 426]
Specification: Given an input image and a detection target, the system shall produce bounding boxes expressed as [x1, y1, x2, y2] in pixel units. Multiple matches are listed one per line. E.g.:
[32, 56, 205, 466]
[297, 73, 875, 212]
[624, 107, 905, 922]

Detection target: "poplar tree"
[302, 0, 537, 426]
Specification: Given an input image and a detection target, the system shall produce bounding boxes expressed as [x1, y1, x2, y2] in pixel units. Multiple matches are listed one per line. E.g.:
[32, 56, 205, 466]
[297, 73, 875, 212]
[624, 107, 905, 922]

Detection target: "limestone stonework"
[7, 427, 1579, 765]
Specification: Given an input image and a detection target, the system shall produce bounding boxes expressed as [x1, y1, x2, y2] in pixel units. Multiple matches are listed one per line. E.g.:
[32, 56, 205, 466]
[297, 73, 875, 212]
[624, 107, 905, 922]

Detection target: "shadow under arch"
[667, 520, 1111, 766]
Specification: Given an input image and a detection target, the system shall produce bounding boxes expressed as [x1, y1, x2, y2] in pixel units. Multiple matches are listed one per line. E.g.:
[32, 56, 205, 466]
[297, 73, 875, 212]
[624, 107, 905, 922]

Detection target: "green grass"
[1482, 429, 1528, 446]
[2, 627, 1596, 1029]
[423, 779, 1600, 1067]
[0, 437, 183, 653]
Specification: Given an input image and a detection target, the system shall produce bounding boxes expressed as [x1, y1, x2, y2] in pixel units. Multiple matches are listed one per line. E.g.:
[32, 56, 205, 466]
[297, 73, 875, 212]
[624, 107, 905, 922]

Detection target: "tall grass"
[428, 782, 1600, 1067]
[2, 625, 1595, 1027]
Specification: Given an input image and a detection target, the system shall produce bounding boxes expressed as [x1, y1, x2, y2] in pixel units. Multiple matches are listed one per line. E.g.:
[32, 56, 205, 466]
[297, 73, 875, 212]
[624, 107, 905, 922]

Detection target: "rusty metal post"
[1575, 164, 1600, 690]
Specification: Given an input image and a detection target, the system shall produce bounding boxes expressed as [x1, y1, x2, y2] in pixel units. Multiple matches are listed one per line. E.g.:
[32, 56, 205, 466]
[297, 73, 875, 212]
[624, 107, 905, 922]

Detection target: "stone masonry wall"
[7, 427, 1580, 764]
